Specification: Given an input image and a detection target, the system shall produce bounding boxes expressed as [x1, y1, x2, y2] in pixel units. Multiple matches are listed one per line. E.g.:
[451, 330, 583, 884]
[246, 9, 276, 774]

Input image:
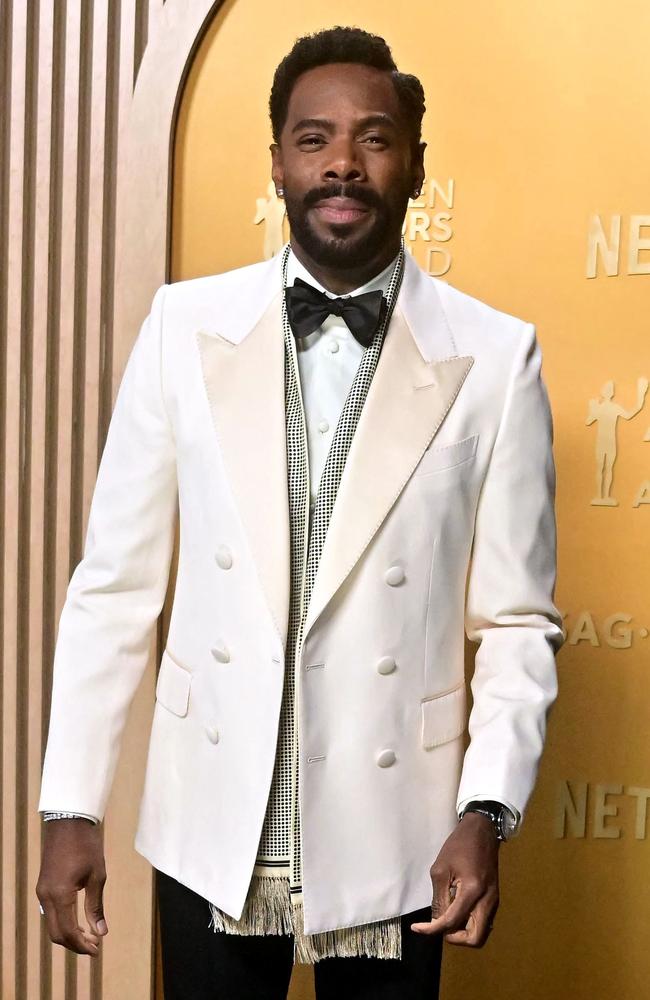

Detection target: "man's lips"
[312, 197, 371, 225]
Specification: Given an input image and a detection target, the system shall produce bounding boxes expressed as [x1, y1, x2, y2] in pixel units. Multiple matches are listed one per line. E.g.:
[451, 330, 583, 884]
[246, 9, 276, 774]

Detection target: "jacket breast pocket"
[414, 433, 479, 478]
[421, 684, 466, 749]
[155, 649, 192, 718]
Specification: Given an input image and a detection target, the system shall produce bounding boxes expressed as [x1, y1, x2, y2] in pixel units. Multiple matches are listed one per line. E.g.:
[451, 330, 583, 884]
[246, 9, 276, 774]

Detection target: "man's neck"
[289, 238, 401, 295]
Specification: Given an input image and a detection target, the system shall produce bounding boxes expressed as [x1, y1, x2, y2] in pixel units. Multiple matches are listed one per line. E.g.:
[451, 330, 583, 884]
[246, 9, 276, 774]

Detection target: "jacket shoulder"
[160, 256, 281, 340]
[431, 276, 532, 353]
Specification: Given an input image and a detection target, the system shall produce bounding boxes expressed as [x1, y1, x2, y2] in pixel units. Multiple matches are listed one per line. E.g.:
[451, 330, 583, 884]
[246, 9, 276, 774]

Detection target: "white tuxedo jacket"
[38, 250, 564, 935]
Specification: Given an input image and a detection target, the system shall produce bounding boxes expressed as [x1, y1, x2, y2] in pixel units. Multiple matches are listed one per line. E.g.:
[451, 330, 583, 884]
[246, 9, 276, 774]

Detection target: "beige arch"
[114, 1, 223, 359]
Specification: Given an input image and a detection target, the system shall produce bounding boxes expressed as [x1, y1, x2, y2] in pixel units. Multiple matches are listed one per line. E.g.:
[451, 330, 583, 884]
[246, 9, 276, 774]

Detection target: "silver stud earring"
[277, 187, 284, 197]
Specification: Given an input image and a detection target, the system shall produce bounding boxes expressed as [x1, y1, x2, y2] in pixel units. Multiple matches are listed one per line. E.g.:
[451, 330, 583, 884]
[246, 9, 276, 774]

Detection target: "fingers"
[411, 879, 499, 948]
[431, 871, 456, 920]
[444, 892, 499, 948]
[411, 878, 478, 936]
[84, 869, 109, 938]
[39, 899, 63, 951]
[38, 887, 101, 956]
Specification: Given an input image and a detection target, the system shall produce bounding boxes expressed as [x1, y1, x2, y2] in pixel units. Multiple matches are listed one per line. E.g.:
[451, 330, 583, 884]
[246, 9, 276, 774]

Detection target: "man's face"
[271, 62, 425, 270]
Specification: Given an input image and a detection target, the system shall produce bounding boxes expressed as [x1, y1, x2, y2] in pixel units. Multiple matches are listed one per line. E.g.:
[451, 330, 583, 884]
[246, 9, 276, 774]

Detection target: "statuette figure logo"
[586, 378, 648, 505]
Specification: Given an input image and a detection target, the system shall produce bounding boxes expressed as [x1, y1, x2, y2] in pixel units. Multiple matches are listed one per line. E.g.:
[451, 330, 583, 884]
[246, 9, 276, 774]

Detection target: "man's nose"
[322, 140, 366, 182]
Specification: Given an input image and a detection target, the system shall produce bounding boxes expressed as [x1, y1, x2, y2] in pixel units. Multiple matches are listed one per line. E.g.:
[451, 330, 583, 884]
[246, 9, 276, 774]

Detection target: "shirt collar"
[285, 244, 398, 299]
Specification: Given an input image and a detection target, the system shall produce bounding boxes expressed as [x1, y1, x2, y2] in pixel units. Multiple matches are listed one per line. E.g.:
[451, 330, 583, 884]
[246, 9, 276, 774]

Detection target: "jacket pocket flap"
[416, 433, 479, 476]
[421, 684, 466, 749]
[155, 650, 192, 717]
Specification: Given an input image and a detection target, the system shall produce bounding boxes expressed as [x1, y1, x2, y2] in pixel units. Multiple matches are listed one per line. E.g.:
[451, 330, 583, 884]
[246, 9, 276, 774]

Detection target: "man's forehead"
[286, 63, 401, 123]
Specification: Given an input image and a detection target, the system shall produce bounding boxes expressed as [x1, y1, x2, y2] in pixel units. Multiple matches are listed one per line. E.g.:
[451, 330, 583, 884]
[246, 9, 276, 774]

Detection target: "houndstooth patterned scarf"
[210, 242, 406, 963]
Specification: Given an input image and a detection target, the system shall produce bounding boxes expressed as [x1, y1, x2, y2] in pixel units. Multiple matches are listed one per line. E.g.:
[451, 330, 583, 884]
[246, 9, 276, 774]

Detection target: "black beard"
[283, 183, 404, 270]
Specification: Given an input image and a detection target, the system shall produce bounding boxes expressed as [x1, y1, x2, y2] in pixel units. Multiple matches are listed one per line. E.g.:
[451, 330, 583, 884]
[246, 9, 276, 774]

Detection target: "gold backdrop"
[171, 2, 650, 997]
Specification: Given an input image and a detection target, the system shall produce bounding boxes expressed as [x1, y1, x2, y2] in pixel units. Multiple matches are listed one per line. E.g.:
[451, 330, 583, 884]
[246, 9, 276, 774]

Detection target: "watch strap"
[42, 811, 100, 824]
[460, 799, 511, 841]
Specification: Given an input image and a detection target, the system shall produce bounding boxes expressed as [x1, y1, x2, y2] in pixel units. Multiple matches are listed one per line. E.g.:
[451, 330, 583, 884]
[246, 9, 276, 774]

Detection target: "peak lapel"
[302, 298, 474, 644]
[196, 290, 290, 650]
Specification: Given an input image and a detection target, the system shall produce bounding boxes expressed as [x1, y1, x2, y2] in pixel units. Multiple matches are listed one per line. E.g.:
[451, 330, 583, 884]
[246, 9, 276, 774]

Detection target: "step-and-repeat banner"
[170, 3, 649, 997]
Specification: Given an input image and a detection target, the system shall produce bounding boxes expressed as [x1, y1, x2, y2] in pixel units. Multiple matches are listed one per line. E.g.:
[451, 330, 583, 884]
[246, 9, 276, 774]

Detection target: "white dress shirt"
[285, 248, 398, 515]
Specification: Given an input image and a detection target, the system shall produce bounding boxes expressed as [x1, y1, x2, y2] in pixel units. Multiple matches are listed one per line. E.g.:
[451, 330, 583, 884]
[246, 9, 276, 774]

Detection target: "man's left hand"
[410, 811, 500, 948]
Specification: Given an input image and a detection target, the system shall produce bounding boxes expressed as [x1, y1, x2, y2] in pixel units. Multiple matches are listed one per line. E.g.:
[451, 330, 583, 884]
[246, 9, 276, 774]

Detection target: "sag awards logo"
[586, 378, 650, 507]
[253, 178, 456, 276]
[585, 212, 649, 505]
[401, 179, 455, 276]
[559, 610, 649, 648]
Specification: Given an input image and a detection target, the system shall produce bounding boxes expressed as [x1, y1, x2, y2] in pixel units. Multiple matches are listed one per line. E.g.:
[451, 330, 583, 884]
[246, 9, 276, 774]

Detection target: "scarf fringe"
[208, 874, 402, 964]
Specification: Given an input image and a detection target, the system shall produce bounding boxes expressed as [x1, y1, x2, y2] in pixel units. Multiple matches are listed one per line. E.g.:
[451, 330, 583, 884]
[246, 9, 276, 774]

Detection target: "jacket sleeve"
[456, 321, 565, 823]
[38, 283, 178, 822]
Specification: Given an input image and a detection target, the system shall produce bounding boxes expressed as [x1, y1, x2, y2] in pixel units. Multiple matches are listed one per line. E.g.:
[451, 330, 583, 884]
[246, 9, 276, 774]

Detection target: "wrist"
[459, 809, 501, 842]
[459, 799, 516, 842]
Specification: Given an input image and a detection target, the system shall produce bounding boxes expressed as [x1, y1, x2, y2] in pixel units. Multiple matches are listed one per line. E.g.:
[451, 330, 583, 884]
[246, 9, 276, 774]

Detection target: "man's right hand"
[36, 819, 108, 956]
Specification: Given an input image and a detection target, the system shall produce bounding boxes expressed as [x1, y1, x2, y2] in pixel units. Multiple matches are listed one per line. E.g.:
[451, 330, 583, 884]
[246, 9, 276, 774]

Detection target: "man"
[36, 25, 564, 1000]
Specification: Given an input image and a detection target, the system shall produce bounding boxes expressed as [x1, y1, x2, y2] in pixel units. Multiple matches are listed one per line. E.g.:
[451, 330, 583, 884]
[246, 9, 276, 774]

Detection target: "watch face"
[462, 801, 516, 840]
[500, 808, 517, 840]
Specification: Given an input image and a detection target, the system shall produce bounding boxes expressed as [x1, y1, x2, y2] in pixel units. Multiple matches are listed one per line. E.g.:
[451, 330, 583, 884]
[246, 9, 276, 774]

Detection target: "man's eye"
[362, 134, 388, 146]
[299, 135, 324, 146]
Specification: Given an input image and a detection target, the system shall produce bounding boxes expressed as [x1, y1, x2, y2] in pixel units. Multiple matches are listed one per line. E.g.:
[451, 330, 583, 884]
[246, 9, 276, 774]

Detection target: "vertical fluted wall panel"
[1, 1, 225, 997]
[26, 4, 55, 996]
[39, 2, 66, 994]
[0, 21, 11, 985]
[3, 1, 27, 994]
[1, 1, 221, 996]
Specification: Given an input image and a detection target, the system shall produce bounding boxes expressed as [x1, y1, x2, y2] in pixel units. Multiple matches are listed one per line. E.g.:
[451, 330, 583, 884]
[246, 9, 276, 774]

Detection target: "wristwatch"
[459, 800, 517, 842]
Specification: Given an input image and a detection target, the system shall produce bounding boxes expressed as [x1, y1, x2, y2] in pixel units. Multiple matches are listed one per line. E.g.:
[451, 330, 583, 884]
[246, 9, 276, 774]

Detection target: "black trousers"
[156, 869, 442, 1000]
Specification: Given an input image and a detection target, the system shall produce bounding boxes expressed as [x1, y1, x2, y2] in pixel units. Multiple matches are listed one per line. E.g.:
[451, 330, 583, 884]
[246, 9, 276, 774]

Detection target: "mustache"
[302, 182, 383, 210]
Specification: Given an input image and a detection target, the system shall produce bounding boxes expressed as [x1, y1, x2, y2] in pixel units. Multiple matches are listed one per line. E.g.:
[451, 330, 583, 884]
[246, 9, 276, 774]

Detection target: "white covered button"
[384, 565, 405, 586]
[318, 419, 330, 433]
[215, 545, 233, 569]
[376, 749, 396, 768]
[211, 641, 230, 663]
[206, 726, 220, 744]
[376, 655, 397, 675]
[326, 339, 339, 354]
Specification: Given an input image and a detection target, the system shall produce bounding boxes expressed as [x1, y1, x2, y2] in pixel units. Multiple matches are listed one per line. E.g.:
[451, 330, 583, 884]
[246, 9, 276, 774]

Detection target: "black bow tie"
[285, 277, 385, 348]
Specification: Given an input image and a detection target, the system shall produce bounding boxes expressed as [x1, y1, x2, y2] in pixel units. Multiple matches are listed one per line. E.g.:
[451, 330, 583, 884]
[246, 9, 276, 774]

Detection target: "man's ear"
[270, 143, 284, 195]
[413, 141, 426, 192]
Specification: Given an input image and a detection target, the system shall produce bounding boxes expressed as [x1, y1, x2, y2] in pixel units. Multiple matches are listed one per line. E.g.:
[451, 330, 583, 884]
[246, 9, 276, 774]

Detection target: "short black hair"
[269, 26, 425, 151]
